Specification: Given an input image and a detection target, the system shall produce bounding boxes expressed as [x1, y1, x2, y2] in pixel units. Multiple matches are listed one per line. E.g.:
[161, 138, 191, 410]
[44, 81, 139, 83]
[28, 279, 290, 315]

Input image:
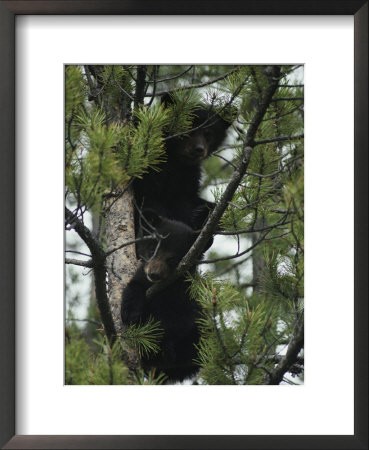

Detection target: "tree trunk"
[105, 186, 138, 335]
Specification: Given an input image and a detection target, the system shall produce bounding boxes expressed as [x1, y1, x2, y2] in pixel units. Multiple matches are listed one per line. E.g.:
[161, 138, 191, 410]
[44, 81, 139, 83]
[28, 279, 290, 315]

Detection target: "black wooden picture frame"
[0, 1, 367, 449]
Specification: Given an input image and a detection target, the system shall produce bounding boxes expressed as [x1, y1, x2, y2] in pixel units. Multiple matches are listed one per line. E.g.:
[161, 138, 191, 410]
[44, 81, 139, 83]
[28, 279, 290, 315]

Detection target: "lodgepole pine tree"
[65, 65, 304, 385]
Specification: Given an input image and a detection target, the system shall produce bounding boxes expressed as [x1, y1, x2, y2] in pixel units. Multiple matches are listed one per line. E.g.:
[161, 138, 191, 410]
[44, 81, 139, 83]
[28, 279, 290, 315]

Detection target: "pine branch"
[254, 133, 304, 146]
[111, 69, 135, 101]
[215, 254, 252, 277]
[237, 104, 302, 125]
[270, 96, 304, 102]
[200, 229, 271, 265]
[278, 84, 304, 88]
[147, 66, 282, 298]
[65, 207, 116, 344]
[216, 217, 290, 236]
[65, 249, 92, 257]
[145, 65, 193, 84]
[245, 156, 302, 179]
[163, 77, 243, 143]
[145, 66, 240, 97]
[266, 320, 304, 385]
[86, 65, 131, 124]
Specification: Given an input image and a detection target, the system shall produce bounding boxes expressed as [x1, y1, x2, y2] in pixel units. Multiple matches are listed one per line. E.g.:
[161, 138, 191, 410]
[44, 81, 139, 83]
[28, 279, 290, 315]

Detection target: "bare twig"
[65, 249, 92, 258]
[145, 66, 240, 97]
[65, 258, 93, 268]
[200, 229, 271, 265]
[278, 84, 304, 88]
[163, 75, 245, 143]
[270, 97, 304, 103]
[216, 217, 290, 236]
[145, 65, 193, 84]
[254, 134, 304, 146]
[215, 254, 252, 277]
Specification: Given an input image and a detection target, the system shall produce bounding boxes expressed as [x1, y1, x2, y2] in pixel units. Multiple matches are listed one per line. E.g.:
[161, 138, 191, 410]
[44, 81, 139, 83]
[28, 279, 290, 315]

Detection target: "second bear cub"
[121, 210, 206, 382]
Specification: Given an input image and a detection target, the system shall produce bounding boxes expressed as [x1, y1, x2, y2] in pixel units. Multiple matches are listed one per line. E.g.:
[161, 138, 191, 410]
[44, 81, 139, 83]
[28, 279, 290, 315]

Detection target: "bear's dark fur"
[121, 210, 207, 382]
[124, 97, 232, 381]
[133, 101, 232, 230]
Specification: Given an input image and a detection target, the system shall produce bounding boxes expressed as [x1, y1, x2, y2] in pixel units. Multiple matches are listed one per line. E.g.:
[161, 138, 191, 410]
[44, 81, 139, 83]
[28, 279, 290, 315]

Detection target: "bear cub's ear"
[141, 209, 163, 229]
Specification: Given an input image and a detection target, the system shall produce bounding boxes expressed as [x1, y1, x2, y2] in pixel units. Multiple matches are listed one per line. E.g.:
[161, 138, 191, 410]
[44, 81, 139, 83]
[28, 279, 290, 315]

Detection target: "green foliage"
[65, 319, 165, 385]
[260, 166, 304, 307]
[65, 328, 130, 385]
[119, 318, 164, 358]
[190, 273, 291, 385]
[188, 275, 286, 384]
[185, 65, 304, 384]
[133, 370, 168, 385]
[65, 65, 87, 166]
[96, 65, 133, 110]
[65, 66, 168, 213]
[121, 103, 169, 176]
[163, 89, 202, 136]
[65, 64, 304, 385]
[65, 66, 86, 123]
[66, 106, 129, 211]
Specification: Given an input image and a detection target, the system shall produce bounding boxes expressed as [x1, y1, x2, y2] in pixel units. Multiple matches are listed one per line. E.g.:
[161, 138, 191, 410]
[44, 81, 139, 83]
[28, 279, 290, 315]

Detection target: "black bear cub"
[133, 99, 232, 230]
[121, 210, 206, 382]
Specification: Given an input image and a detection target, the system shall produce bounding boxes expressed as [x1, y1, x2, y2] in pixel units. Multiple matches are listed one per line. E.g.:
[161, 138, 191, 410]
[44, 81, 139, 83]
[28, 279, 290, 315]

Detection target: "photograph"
[1, 2, 367, 447]
[65, 64, 305, 386]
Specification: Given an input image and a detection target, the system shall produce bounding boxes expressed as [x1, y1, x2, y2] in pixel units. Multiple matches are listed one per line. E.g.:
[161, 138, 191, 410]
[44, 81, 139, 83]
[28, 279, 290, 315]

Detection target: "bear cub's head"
[137, 210, 199, 283]
[161, 92, 233, 166]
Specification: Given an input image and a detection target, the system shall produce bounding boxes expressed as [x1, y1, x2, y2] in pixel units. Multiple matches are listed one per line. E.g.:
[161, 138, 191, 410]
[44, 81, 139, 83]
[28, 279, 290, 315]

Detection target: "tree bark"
[105, 186, 138, 335]
[86, 65, 137, 334]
